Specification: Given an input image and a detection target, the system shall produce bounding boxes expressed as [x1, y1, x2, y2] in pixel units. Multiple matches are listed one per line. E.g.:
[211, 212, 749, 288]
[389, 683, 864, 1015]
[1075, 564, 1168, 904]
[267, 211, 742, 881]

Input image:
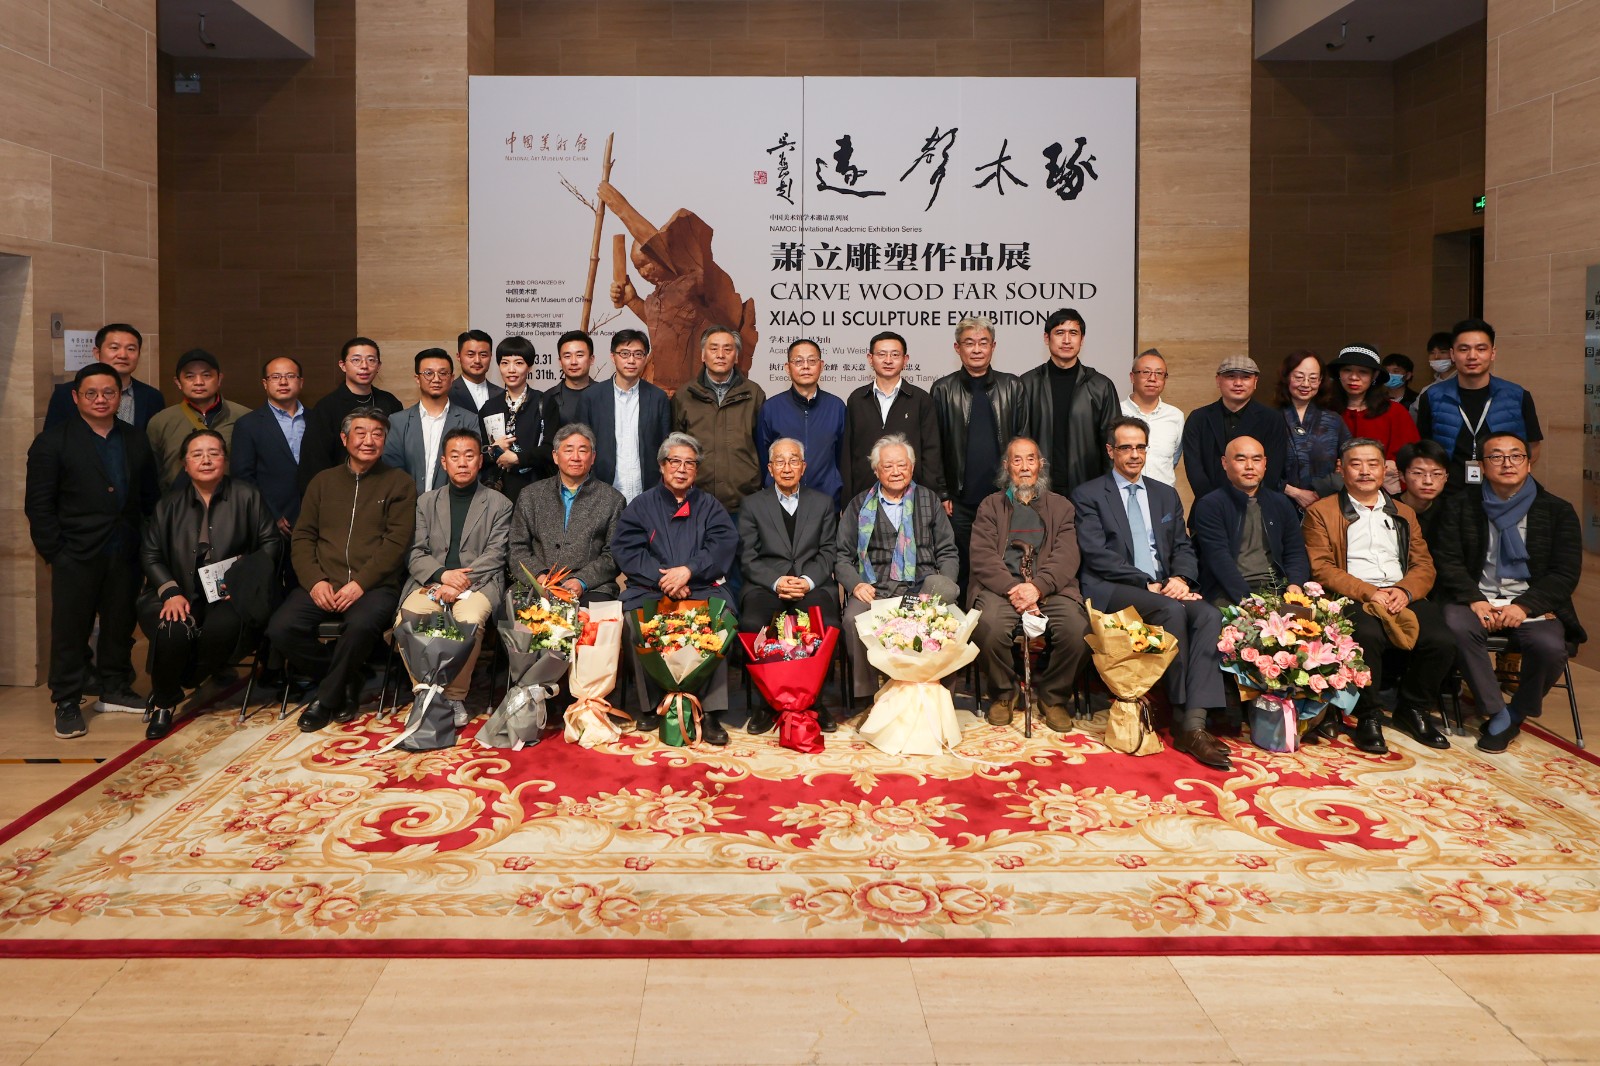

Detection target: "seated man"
[613, 432, 740, 745]
[267, 410, 416, 732]
[396, 428, 513, 725]
[1432, 432, 1584, 753]
[1191, 435, 1311, 605]
[1073, 417, 1231, 771]
[509, 423, 625, 601]
[1302, 437, 1454, 754]
[738, 438, 841, 734]
[835, 433, 960, 704]
[969, 437, 1090, 732]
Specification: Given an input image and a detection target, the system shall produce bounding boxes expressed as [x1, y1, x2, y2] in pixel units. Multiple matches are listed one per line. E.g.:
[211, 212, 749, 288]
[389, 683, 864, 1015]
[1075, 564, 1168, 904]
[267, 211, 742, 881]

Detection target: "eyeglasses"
[958, 339, 994, 350]
[788, 356, 821, 367]
[1113, 444, 1148, 453]
[613, 348, 648, 359]
[265, 373, 300, 383]
[344, 356, 379, 367]
[663, 457, 700, 469]
[1133, 370, 1167, 379]
[1288, 374, 1320, 385]
[1483, 452, 1528, 466]
[417, 369, 452, 380]
[770, 458, 804, 468]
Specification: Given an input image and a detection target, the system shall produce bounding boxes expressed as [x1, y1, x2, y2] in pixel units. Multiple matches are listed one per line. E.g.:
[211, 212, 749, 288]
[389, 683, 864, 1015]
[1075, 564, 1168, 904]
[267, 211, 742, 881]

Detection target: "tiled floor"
[3, 669, 1599, 1065]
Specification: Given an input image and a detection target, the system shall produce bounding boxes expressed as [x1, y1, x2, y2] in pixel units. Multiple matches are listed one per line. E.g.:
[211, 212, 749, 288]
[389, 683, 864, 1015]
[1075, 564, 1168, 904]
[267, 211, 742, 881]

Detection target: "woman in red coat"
[1328, 344, 1418, 494]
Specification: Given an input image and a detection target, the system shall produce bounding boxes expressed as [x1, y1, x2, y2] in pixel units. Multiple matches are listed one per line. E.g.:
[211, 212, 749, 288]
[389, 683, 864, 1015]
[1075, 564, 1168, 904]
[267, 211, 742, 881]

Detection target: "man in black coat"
[841, 331, 947, 503]
[447, 329, 503, 414]
[25, 363, 160, 739]
[1432, 432, 1585, 753]
[1190, 435, 1311, 605]
[297, 337, 404, 491]
[1181, 355, 1290, 500]
[1016, 308, 1119, 497]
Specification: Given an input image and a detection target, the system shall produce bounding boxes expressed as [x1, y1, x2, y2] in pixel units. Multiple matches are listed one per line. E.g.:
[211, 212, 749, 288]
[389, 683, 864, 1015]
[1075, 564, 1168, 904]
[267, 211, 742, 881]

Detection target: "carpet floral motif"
[3, 707, 1600, 954]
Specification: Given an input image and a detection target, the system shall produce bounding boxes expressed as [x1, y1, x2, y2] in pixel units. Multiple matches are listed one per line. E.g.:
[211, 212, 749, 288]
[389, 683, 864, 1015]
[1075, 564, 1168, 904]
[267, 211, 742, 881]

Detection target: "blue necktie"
[1126, 484, 1157, 579]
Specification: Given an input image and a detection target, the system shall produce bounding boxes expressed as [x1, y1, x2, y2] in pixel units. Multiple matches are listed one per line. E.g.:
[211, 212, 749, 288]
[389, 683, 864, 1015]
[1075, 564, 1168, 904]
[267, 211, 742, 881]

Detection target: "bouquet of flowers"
[628, 598, 738, 746]
[381, 608, 481, 753]
[481, 567, 589, 750]
[560, 600, 631, 748]
[1085, 602, 1179, 756]
[853, 595, 981, 756]
[738, 607, 838, 753]
[1217, 582, 1372, 752]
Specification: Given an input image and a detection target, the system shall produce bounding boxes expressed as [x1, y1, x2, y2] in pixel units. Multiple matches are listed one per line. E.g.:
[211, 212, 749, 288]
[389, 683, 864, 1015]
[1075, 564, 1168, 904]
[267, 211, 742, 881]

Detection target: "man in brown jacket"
[671, 325, 765, 517]
[1302, 437, 1454, 754]
[267, 409, 417, 732]
[969, 437, 1090, 731]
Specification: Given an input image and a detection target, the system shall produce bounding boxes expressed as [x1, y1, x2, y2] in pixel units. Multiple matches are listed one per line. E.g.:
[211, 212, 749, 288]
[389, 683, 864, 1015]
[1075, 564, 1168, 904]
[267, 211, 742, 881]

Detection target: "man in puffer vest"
[1413, 318, 1543, 491]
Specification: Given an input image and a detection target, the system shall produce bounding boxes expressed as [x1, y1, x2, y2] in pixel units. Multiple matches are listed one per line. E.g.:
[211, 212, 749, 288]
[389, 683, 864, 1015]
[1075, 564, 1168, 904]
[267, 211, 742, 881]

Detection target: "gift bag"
[1085, 602, 1178, 757]
[1249, 694, 1300, 753]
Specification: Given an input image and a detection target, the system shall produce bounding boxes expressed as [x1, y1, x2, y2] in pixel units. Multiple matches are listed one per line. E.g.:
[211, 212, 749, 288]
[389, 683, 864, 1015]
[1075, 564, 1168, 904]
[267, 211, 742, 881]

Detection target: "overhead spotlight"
[198, 12, 217, 49]
[1325, 19, 1348, 51]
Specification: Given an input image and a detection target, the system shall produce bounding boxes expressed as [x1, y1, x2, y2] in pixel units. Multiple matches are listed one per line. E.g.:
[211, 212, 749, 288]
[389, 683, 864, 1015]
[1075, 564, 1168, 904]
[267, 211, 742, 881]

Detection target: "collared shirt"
[613, 378, 643, 501]
[879, 490, 906, 530]
[773, 485, 814, 591]
[559, 478, 586, 528]
[1113, 469, 1160, 578]
[1345, 497, 1405, 586]
[1480, 516, 1531, 605]
[462, 377, 489, 409]
[873, 380, 902, 424]
[268, 399, 305, 462]
[1120, 396, 1186, 487]
[418, 404, 448, 492]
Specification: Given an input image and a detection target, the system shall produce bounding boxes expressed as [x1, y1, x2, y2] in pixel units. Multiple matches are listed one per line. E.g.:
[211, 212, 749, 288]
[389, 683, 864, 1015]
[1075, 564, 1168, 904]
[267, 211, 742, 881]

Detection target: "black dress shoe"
[633, 711, 662, 732]
[700, 713, 730, 746]
[331, 702, 361, 724]
[1351, 717, 1389, 755]
[297, 701, 333, 733]
[145, 707, 175, 740]
[816, 706, 837, 734]
[1393, 707, 1450, 749]
[745, 709, 776, 736]
[1173, 728, 1233, 771]
[1477, 717, 1523, 753]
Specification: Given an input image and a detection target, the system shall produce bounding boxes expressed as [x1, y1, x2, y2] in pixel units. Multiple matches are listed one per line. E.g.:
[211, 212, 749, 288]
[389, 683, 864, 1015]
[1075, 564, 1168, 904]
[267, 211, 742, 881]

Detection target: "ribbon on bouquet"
[562, 696, 636, 747]
[657, 692, 704, 747]
[375, 682, 444, 754]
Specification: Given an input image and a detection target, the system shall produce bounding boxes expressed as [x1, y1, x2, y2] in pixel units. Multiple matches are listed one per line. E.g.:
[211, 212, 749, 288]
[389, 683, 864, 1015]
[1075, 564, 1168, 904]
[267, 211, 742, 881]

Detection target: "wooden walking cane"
[579, 132, 616, 331]
[1013, 541, 1040, 739]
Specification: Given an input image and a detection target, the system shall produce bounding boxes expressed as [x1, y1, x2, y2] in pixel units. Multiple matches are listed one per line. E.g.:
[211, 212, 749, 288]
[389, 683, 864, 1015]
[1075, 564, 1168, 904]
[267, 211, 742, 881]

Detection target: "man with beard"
[448, 330, 503, 414]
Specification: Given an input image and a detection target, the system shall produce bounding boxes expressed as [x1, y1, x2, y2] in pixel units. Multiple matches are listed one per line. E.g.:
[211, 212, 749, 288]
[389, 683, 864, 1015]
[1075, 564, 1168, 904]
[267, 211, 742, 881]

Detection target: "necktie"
[1126, 484, 1157, 579]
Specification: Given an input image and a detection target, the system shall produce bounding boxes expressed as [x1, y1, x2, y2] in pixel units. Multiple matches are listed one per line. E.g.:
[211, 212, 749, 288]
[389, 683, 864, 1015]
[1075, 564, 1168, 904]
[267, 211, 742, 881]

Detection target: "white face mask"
[1429, 358, 1453, 375]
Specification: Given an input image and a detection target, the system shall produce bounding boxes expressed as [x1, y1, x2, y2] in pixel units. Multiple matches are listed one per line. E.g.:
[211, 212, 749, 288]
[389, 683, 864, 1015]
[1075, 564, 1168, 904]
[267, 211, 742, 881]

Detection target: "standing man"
[1413, 330, 1458, 410]
[268, 409, 416, 732]
[1190, 436, 1311, 606]
[930, 315, 1025, 592]
[1017, 308, 1120, 497]
[26, 363, 160, 737]
[232, 356, 309, 535]
[384, 348, 480, 493]
[509, 423, 626, 602]
[1180, 355, 1290, 501]
[1121, 349, 1185, 488]
[448, 330, 502, 415]
[671, 325, 766, 517]
[841, 331, 946, 503]
[575, 329, 672, 503]
[1073, 417, 1232, 771]
[755, 338, 847, 506]
[298, 337, 404, 490]
[477, 336, 550, 503]
[44, 323, 165, 431]
[1414, 318, 1543, 489]
[1301, 438, 1454, 754]
[145, 349, 251, 490]
[542, 329, 596, 430]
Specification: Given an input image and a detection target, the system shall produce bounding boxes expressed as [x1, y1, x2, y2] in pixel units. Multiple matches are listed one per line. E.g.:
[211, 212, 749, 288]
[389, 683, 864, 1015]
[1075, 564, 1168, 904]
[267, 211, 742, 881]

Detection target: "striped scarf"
[856, 486, 915, 586]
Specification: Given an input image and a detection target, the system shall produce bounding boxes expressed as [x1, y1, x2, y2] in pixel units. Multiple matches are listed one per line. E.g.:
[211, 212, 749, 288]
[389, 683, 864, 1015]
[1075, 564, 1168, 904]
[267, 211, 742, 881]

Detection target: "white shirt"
[613, 378, 643, 501]
[462, 377, 489, 409]
[1120, 396, 1186, 487]
[418, 404, 447, 492]
[873, 380, 902, 424]
[1345, 497, 1405, 586]
[1480, 516, 1531, 605]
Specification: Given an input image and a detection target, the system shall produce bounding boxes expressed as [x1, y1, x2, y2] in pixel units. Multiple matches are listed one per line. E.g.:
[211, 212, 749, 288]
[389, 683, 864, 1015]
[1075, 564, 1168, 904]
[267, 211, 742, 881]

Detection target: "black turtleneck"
[962, 372, 1000, 506]
[1045, 361, 1080, 479]
[443, 480, 476, 572]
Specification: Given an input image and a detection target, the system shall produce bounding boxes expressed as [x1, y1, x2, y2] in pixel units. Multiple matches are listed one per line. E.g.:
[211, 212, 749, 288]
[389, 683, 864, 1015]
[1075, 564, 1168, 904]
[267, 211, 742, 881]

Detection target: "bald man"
[1190, 435, 1311, 606]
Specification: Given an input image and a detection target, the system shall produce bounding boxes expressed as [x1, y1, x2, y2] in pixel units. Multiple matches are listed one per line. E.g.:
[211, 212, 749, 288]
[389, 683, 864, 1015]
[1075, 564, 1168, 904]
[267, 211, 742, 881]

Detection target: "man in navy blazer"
[43, 324, 165, 432]
[1073, 416, 1232, 771]
[575, 329, 671, 502]
[232, 356, 309, 533]
[1191, 435, 1312, 605]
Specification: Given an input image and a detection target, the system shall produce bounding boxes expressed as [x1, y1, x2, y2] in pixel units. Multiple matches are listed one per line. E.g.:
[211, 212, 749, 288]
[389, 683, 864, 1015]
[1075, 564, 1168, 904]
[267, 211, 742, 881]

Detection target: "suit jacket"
[576, 377, 672, 495]
[1190, 483, 1311, 603]
[738, 485, 838, 595]
[1181, 399, 1291, 500]
[1016, 361, 1120, 496]
[1071, 473, 1198, 606]
[383, 401, 482, 491]
[230, 402, 304, 524]
[448, 376, 503, 415]
[968, 490, 1083, 604]
[25, 416, 159, 563]
[44, 378, 166, 432]
[841, 381, 947, 503]
[833, 484, 959, 593]
[507, 475, 625, 598]
[402, 482, 514, 605]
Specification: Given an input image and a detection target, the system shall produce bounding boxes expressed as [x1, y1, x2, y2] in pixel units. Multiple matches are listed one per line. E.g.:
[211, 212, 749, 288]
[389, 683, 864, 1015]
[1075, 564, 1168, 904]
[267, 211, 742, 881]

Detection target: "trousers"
[266, 585, 400, 711]
[1348, 598, 1456, 719]
[971, 589, 1090, 707]
[1443, 606, 1567, 720]
[137, 597, 246, 707]
[48, 553, 139, 704]
[397, 589, 495, 701]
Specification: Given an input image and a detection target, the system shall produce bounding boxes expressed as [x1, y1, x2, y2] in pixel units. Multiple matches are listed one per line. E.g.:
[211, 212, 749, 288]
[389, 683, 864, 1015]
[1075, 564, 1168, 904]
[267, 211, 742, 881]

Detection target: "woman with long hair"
[1327, 344, 1419, 493]
[1276, 349, 1348, 510]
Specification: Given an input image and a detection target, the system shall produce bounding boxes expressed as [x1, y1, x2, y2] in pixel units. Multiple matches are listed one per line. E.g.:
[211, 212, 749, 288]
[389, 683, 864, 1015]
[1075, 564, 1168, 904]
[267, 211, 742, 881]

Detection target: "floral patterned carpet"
[3, 706, 1600, 957]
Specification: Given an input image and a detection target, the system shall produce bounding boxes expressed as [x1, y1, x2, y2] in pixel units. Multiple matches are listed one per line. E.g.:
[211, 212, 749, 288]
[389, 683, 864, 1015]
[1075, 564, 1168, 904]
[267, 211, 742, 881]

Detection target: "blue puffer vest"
[1425, 376, 1527, 450]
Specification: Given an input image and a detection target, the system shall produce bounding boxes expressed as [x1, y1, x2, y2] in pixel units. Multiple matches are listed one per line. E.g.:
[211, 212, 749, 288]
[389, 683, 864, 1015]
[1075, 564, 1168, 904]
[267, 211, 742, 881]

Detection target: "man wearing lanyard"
[1413, 318, 1542, 490]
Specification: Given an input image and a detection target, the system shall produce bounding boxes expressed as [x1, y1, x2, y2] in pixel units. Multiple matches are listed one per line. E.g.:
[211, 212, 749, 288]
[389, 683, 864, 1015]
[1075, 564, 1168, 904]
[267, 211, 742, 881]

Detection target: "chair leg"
[237, 655, 260, 727]
[278, 676, 293, 721]
[379, 641, 399, 716]
[1563, 663, 1584, 749]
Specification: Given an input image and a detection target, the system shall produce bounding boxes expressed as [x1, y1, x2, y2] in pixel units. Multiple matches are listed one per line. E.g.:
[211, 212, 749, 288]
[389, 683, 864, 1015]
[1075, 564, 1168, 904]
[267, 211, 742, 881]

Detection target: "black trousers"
[137, 597, 246, 708]
[265, 585, 400, 711]
[738, 584, 842, 634]
[950, 499, 979, 598]
[1349, 598, 1456, 720]
[48, 552, 139, 704]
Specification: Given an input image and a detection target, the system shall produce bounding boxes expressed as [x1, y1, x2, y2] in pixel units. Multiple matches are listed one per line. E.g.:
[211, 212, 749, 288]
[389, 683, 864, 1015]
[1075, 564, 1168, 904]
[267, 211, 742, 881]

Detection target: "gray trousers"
[1443, 606, 1568, 720]
[971, 589, 1090, 707]
[843, 575, 961, 698]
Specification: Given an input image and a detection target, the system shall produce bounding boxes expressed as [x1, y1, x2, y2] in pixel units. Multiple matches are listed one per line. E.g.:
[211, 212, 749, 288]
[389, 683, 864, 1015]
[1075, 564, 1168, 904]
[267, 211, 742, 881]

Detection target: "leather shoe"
[1351, 716, 1389, 755]
[986, 696, 1015, 727]
[816, 706, 837, 734]
[144, 707, 175, 741]
[632, 711, 661, 732]
[297, 701, 333, 733]
[701, 713, 730, 746]
[1173, 728, 1232, 771]
[1392, 707, 1449, 749]
[1043, 703, 1074, 733]
[745, 709, 776, 736]
[1477, 717, 1523, 753]
[331, 702, 361, 724]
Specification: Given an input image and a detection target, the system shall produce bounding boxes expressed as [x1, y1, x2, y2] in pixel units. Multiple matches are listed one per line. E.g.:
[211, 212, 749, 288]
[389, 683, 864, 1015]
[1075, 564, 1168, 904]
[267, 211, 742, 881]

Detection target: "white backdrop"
[469, 76, 1136, 395]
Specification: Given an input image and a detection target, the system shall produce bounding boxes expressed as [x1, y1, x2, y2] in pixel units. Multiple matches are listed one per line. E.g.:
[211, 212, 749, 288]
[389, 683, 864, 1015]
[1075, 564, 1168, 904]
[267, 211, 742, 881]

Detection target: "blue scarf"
[1481, 479, 1535, 582]
[856, 486, 915, 586]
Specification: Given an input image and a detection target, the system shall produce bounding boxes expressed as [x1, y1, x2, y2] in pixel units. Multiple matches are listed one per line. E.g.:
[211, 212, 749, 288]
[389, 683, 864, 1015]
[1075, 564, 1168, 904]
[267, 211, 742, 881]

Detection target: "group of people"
[25, 313, 1580, 768]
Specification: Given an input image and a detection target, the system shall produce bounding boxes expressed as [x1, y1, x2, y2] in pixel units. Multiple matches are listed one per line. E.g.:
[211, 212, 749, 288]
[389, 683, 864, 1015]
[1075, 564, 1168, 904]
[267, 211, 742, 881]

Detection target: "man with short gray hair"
[510, 422, 625, 601]
[671, 325, 766, 516]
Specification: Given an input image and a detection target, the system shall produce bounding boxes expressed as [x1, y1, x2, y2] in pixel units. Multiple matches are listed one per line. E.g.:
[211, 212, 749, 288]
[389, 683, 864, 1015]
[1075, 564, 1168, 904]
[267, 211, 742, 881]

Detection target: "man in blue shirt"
[232, 356, 310, 535]
[755, 338, 847, 506]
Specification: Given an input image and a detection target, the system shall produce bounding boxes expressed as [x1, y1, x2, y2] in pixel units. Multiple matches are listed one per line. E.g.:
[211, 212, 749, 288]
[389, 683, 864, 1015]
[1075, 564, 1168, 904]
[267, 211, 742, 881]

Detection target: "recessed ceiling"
[1256, 0, 1487, 61]
[158, 0, 314, 59]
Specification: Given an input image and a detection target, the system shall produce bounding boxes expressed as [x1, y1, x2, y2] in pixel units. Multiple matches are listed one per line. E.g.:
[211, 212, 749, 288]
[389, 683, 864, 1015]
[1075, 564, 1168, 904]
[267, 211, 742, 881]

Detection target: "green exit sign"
[1473, 195, 1486, 214]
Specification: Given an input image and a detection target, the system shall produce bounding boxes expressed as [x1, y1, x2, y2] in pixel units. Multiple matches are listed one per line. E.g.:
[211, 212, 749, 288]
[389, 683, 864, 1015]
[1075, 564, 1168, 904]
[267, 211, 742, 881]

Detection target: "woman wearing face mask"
[1276, 349, 1348, 510]
[1327, 344, 1419, 495]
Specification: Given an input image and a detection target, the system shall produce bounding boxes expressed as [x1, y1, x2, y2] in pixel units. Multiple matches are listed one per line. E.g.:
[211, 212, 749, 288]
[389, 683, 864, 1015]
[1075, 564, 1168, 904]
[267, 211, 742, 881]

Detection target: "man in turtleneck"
[1016, 307, 1120, 498]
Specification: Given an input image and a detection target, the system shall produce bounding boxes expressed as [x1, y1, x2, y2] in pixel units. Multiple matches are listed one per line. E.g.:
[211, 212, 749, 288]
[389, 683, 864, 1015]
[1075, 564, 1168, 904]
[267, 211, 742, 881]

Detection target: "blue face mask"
[1386, 373, 1405, 389]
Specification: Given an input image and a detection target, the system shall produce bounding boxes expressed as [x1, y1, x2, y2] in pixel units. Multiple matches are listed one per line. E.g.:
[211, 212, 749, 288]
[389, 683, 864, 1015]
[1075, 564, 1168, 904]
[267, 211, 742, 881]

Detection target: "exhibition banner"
[469, 76, 1136, 395]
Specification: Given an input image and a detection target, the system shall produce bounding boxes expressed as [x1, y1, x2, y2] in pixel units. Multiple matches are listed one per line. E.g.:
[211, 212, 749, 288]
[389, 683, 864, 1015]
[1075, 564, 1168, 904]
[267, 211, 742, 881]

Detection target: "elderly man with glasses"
[1120, 349, 1186, 487]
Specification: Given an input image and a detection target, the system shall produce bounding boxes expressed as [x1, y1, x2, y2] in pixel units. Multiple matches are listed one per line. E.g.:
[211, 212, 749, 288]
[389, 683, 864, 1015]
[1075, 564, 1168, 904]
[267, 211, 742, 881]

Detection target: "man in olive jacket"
[267, 409, 417, 732]
[671, 325, 765, 516]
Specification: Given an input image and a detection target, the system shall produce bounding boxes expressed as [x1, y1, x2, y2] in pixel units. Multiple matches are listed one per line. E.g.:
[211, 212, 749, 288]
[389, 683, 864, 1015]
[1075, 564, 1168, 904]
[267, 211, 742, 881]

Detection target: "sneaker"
[54, 700, 88, 739]
[94, 688, 147, 714]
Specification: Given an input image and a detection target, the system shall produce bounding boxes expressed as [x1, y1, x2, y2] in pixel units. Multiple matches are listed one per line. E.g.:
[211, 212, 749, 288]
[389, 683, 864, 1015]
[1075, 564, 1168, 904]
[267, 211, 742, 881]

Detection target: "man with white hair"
[835, 433, 960, 702]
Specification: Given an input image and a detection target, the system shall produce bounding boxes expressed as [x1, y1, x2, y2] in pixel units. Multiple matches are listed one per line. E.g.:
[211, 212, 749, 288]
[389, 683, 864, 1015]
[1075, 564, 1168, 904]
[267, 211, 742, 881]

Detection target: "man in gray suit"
[384, 348, 481, 493]
[509, 423, 625, 600]
[398, 426, 513, 723]
[738, 437, 840, 734]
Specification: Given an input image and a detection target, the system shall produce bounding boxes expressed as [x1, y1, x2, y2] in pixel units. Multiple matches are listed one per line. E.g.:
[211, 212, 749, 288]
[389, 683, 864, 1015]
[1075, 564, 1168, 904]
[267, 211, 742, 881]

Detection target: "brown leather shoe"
[1042, 703, 1074, 733]
[986, 695, 1015, 726]
[1174, 728, 1233, 771]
